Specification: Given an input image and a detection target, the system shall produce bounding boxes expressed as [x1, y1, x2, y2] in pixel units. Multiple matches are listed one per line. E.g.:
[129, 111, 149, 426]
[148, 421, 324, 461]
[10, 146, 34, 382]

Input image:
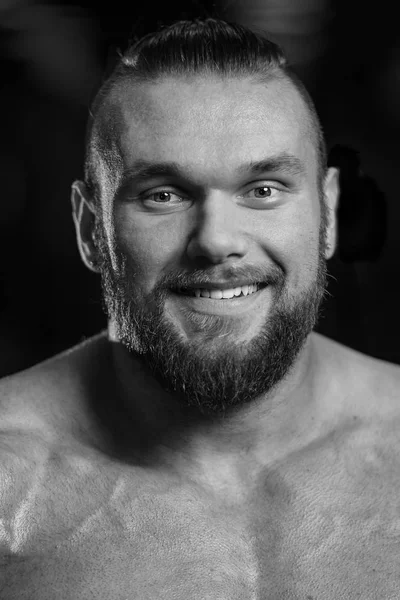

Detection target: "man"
[1, 18, 400, 599]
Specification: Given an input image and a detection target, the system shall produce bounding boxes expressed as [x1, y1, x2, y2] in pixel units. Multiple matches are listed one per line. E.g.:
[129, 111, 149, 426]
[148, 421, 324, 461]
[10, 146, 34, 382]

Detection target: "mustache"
[159, 264, 285, 290]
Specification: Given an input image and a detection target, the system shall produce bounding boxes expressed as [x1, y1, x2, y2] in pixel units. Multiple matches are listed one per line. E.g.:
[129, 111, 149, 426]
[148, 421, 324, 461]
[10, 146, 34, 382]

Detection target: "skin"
[3, 74, 400, 598]
[70, 75, 340, 485]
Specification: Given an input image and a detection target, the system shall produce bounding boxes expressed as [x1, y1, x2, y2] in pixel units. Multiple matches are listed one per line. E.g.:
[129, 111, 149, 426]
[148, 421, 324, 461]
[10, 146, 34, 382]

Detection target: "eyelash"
[139, 184, 282, 205]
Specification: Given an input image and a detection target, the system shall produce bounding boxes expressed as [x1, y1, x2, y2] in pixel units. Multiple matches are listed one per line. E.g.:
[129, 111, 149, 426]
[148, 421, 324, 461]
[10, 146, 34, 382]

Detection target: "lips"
[169, 281, 269, 317]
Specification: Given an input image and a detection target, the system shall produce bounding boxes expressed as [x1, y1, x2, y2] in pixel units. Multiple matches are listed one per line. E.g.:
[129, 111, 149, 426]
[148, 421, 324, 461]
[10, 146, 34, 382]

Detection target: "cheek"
[277, 205, 321, 291]
[113, 211, 182, 286]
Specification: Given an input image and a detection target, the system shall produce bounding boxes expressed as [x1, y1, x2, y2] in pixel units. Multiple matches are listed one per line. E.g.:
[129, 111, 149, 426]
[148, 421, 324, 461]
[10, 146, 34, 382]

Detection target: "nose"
[186, 192, 249, 264]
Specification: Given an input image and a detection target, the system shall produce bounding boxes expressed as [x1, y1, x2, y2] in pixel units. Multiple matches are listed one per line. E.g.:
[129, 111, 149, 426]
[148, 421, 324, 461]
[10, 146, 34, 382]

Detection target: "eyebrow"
[118, 152, 306, 191]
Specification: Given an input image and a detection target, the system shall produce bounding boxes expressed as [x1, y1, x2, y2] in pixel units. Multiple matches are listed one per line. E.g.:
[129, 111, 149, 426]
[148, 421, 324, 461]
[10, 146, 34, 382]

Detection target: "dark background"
[0, 0, 399, 377]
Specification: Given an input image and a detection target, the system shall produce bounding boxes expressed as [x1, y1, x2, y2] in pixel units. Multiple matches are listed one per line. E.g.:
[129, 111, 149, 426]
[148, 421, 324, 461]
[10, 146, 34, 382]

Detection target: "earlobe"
[323, 167, 340, 260]
[71, 180, 99, 273]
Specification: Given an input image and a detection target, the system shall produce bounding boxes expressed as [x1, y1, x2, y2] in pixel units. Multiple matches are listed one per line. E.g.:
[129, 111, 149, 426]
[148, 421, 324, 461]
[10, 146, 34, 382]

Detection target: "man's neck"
[107, 325, 335, 485]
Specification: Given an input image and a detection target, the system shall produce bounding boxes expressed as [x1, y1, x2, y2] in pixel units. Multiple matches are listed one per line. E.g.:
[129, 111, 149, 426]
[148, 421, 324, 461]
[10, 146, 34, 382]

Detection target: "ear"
[323, 167, 340, 260]
[71, 181, 99, 273]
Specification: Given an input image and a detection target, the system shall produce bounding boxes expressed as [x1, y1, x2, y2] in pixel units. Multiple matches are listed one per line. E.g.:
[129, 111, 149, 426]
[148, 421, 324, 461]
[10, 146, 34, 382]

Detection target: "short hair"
[84, 18, 327, 207]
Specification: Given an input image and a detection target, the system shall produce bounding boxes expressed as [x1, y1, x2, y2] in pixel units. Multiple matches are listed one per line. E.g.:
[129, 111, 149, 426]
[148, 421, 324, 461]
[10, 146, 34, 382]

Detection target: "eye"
[143, 190, 185, 204]
[242, 186, 276, 200]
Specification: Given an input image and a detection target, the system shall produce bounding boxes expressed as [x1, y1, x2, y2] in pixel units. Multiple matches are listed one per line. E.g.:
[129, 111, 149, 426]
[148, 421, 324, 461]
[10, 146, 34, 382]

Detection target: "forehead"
[114, 75, 316, 183]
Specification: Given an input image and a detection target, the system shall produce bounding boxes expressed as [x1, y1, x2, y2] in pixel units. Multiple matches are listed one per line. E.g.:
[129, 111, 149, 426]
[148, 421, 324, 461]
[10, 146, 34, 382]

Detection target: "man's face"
[94, 75, 331, 417]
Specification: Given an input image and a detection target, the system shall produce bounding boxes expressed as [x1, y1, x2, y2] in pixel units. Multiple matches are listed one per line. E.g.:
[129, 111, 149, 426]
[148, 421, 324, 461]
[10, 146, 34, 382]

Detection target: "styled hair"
[85, 18, 327, 206]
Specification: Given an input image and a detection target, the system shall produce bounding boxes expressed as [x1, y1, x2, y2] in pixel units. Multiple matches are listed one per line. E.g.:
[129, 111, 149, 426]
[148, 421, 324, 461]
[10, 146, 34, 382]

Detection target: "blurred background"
[0, 0, 399, 377]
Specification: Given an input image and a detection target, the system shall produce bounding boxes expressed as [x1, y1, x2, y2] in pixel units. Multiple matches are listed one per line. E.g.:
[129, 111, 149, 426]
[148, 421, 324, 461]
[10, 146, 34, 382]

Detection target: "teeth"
[210, 289, 223, 299]
[186, 283, 261, 299]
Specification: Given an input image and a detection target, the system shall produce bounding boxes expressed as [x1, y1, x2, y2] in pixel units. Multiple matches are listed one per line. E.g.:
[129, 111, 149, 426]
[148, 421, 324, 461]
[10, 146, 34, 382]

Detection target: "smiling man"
[1, 18, 400, 600]
[88, 71, 330, 419]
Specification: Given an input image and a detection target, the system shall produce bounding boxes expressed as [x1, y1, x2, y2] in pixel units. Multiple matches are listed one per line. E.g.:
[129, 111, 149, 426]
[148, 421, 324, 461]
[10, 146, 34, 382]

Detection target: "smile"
[174, 282, 268, 299]
[169, 283, 269, 316]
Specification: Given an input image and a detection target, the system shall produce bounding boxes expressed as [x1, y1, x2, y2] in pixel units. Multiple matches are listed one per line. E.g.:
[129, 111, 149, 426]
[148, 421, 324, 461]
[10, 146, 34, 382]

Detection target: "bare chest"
[2, 442, 400, 600]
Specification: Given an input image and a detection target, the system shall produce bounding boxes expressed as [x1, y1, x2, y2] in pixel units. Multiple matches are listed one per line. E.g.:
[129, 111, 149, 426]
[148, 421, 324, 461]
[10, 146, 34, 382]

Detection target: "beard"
[94, 216, 329, 419]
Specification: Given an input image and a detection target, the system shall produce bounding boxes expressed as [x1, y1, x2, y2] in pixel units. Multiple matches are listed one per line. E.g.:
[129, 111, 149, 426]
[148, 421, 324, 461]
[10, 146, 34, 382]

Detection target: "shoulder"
[312, 332, 400, 415]
[0, 332, 112, 527]
[311, 333, 400, 474]
[0, 330, 110, 435]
